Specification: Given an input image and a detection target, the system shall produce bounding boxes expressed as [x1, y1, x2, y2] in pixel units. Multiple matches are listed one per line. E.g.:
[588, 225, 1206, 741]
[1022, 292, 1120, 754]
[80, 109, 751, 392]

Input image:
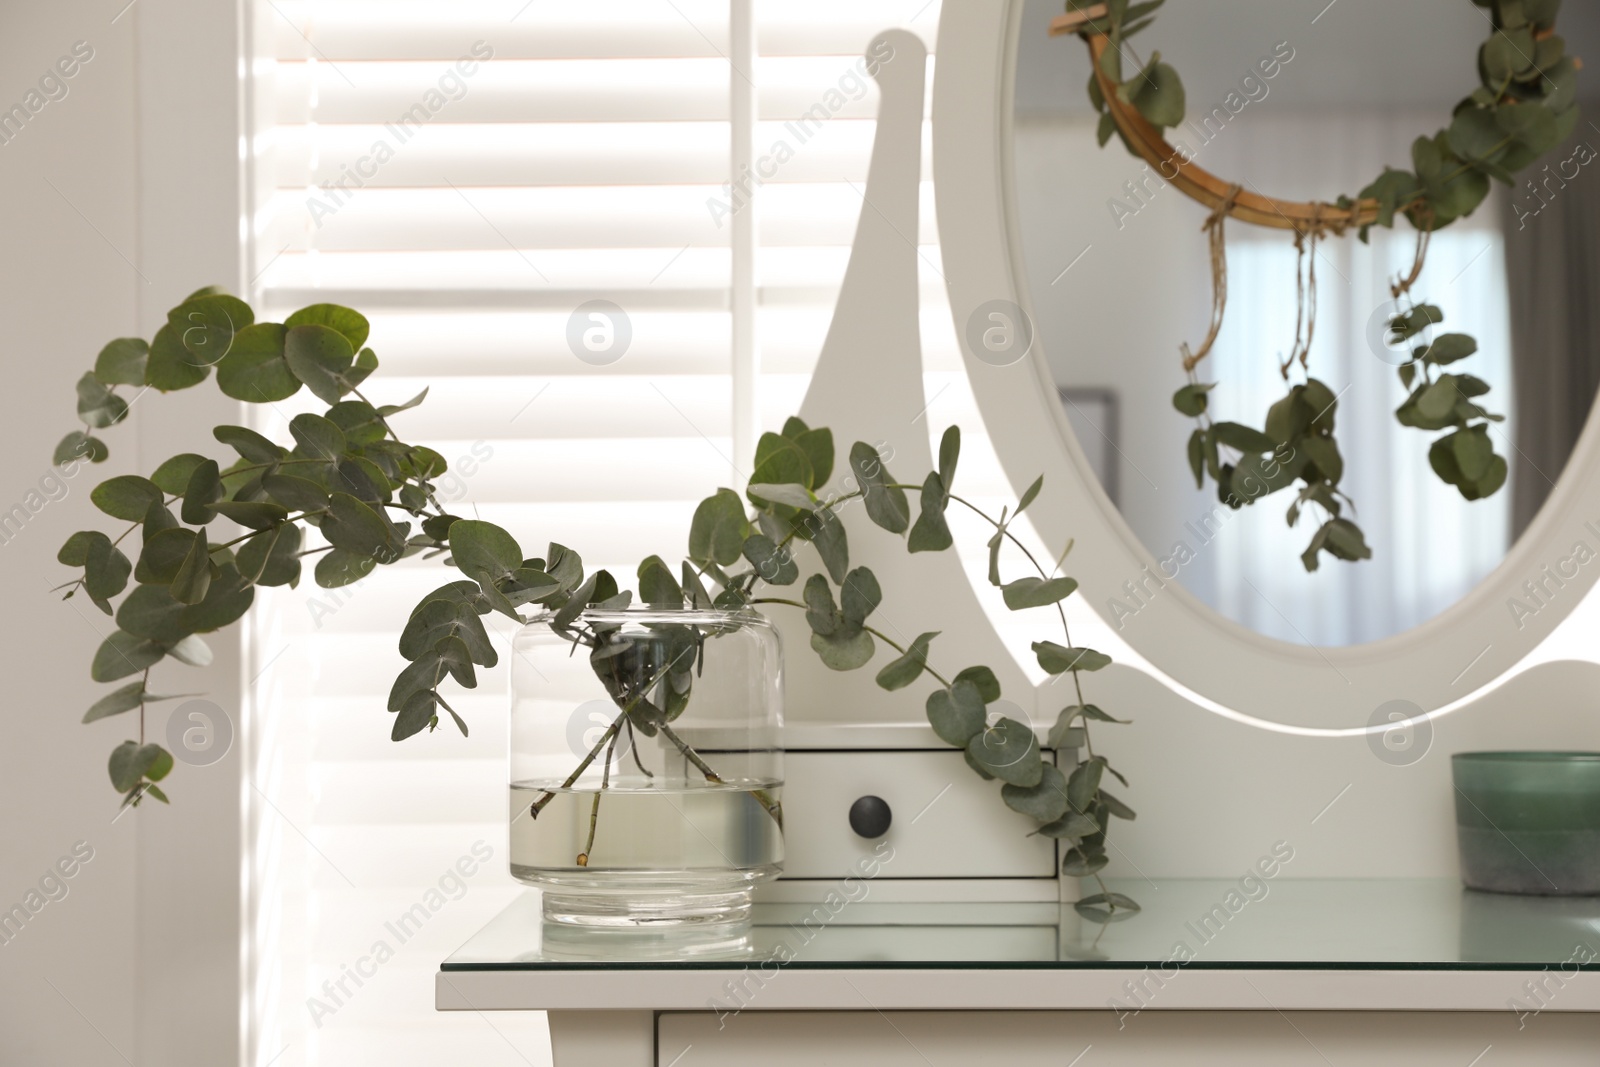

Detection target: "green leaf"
[682, 562, 714, 609]
[926, 679, 986, 746]
[376, 387, 428, 418]
[285, 303, 371, 352]
[1322, 517, 1373, 562]
[742, 533, 798, 586]
[237, 524, 303, 587]
[94, 337, 149, 386]
[321, 492, 399, 558]
[1016, 475, 1044, 515]
[907, 472, 953, 553]
[1100, 790, 1137, 821]
[170, 528, 213, 604]
[91, 475, 164, 521]
[216, 323, 302, 402]
[953, 665, 1001, 703]
[876, 631, 938, 691]
[207, 500, 289, 530]
[1417, 376, 1461, 422]
[54, 431, 108, 466]
[315, 547, 377, 588]
[261, 473, 330, 513]
[637, 555, 684, 607]
[810, 506, 850, 583]
[169, 293, 252, 363]
[1075, 892, 1141, 921]
[145, 323, 208, 391]
[688, 489, 752, 567]
[108, 741, 141, 790]
[150, 454, 209, 495]
[791, 428, 835, 489]
[1001, 576, 1079, 610]
[747, 483, 818, 511]
[803, 573, 840, 635]
[84, 680, 146, 723]
[213, 425, 284, 464]
[1211, 421, 1277, 453]
[181, 460, 223, 525]
[1062, 847, 1110, 878]
[83, 535, 132, 602]
[1125, 57, 1185, 128]
[91, 631, 164, 683]
[168, 634, 213, 667]
[1032, 641, 1112, 674]
[1096, 110, 1118, 147]
[289, 413, 346, 460]
[1172, 383, 1212, 417]
[849, 441, 910, 534]
[1420, 333, 1478, 366]
[1038, 810, 1100, 840]
[388, 654, 442, 711]
[1186, 428, 1205, 488]
[750, 431, 814, 491]
[966, 717, 1043, 787]
[448, 519, 523, 589]
[392, 690, 438, 741]
[1067, 757, 1105, 813]
[1299, 436, 1343, 484]
[1002, 763, 1070, 822]
[284, 323, 356, 405]
[938, 425, 961, 492]
[839, 566, 882, 625]
[58, 530, 101, 567]
[324, 400, 386, 447]
[1453, 425, 1494, 482]
[435, 635, 477, 688]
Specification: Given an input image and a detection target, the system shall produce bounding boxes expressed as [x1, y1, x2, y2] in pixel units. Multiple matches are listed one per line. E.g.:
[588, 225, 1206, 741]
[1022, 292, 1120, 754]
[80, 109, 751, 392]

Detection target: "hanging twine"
[1180, 183, 1243, 374]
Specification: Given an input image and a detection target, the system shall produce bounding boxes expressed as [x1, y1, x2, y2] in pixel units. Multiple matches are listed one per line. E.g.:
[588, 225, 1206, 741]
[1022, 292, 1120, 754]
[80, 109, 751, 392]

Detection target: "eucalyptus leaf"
[926, 680, 986, 746]
[91, 476, 164, 521]
[689, 489, 752, 567]
[907, 473, 953, 553]
[849, 441, 910, 534]
[216, 323, 301, 402]
[1032, 641, 1112, 674]
[94, 338, 149, 386]
[966, 717, 1043, 787]
[1002, 763, 1070, 823]
[90, 631, 165, 683]
[875, 631, 938, 691]
[1001, 576, 1079, 610]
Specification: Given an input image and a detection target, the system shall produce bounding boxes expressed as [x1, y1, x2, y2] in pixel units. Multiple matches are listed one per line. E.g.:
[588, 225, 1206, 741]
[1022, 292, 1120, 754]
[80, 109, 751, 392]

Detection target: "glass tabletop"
[442, 879, 1600, 971]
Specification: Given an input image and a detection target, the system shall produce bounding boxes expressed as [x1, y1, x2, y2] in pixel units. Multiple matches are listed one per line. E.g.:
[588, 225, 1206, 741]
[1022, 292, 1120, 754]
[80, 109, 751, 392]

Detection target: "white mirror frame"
[932, 1, 1600, 726]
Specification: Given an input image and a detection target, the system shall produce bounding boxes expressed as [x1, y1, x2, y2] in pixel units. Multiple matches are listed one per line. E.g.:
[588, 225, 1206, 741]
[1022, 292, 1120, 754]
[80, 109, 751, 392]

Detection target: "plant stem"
[577, 729, 620, 865]
[527, 647, 692, 818]
[658, 722, 784, 830]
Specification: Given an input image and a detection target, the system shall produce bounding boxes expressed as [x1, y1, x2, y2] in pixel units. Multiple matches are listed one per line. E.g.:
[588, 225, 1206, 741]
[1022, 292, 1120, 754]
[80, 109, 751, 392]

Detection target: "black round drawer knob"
[848, 795, 892, 839]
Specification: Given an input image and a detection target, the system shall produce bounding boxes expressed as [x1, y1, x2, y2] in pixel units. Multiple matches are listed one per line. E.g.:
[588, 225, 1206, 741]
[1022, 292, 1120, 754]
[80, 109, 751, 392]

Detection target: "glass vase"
[509, 608, 784, 930]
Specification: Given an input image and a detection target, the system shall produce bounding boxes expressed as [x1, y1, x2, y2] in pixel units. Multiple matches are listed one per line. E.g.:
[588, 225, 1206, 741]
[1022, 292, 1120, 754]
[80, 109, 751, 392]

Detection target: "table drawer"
[778, 750, 1057, 879]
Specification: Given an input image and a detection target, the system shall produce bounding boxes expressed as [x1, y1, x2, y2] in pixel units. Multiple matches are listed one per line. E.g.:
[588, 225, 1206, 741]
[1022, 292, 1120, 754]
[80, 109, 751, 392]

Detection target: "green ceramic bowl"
[1453, 752, 1600, 896]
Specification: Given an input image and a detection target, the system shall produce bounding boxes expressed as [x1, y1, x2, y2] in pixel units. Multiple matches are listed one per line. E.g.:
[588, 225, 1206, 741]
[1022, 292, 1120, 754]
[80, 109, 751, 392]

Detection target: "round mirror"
[1009, 0, 1600, 647]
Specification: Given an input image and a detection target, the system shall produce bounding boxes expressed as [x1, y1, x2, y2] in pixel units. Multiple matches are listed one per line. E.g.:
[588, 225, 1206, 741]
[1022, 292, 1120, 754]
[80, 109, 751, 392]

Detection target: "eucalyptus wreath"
[1063, 0, 1580, 569]
[55, 290, 1140, 922]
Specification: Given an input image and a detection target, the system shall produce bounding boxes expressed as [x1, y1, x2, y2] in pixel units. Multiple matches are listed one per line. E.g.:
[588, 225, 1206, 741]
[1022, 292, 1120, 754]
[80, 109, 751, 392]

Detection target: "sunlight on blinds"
[245, 3, 954, 1065]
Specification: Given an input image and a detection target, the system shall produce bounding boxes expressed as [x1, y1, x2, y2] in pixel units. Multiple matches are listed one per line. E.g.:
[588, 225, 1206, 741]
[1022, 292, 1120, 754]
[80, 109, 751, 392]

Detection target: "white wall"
[0, 5, 141, 1062]
[0, 2, 246, 1064]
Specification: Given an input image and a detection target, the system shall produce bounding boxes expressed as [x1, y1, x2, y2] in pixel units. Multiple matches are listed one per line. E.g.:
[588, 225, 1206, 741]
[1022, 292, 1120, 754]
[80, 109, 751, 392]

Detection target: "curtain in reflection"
[1198, 111, 1514, 647]
[1501, 126, 1600, 539]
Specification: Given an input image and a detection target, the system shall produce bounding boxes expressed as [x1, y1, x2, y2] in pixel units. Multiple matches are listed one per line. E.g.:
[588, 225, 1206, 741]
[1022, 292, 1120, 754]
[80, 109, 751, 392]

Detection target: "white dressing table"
[438, 879, 1600, 1064]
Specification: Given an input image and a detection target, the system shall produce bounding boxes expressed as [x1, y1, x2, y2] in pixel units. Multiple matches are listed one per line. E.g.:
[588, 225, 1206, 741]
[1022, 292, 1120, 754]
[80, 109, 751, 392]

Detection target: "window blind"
[244, 3, 956, 1065]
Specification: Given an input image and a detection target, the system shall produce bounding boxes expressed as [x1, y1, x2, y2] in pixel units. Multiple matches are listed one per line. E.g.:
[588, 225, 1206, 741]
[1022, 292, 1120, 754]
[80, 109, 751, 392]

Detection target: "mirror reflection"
[1013, 0, 1600, 646]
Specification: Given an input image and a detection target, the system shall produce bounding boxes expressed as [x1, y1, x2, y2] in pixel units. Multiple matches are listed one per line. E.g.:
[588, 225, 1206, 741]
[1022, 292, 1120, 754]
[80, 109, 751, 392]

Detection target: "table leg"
[548, 1010, 654, 1067]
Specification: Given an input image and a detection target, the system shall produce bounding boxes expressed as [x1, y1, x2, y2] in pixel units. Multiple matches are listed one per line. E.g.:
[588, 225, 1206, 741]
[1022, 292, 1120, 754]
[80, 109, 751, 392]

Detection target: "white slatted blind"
[245, 4, 957, 1066]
